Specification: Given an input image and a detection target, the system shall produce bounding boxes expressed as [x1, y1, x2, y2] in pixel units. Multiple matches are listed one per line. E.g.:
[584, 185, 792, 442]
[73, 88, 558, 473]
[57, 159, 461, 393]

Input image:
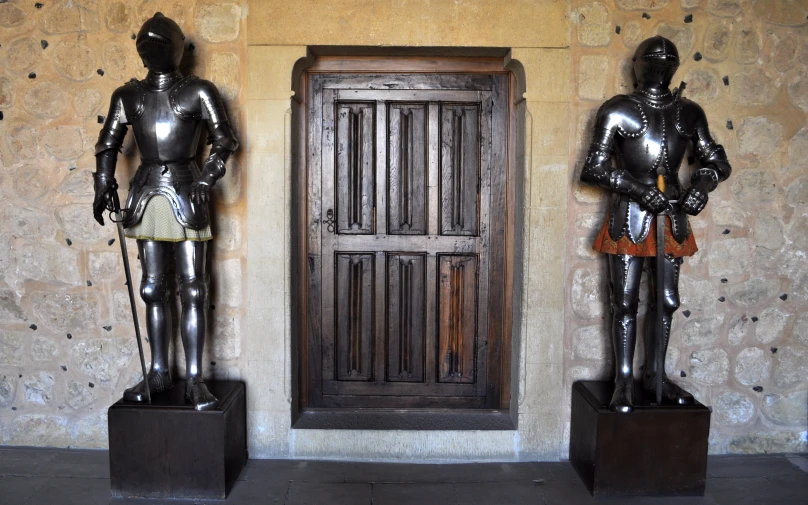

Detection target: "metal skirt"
[124, 195, 212, 242]
[593, 213, 697, 257]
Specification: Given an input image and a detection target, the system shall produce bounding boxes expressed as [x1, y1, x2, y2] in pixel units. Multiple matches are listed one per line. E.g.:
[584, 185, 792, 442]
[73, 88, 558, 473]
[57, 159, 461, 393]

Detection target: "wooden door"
[306, 72, 508, 411]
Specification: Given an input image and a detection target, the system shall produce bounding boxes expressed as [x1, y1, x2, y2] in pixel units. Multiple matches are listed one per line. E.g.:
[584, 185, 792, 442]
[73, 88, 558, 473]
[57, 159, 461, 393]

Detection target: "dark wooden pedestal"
[569, 380, 710, 497]
[108, 380, 247, 500]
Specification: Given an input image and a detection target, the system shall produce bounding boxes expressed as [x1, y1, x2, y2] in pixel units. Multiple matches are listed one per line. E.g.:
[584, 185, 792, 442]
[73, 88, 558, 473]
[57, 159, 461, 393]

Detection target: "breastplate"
[615, 96, 689, 200]
[609, 96, 691, 244]
[131, 87, 203, 161]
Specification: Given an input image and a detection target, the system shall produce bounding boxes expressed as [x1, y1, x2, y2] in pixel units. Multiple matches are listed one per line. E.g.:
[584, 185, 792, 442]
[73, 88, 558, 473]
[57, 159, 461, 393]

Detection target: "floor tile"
[239, 459, 346, 483]
[707, 455, 806, 479]
[25, 477, 111, 505]
[287, 481, 371, 505]
[36, 449, 110, 479]
[344, 462, 539, 483]
[0, 447, 60, 477]
[226, 477, 290, 505]
[454, 481, 545, 505]
[373, 482, 456, 505]
[0, 476, 49, 505]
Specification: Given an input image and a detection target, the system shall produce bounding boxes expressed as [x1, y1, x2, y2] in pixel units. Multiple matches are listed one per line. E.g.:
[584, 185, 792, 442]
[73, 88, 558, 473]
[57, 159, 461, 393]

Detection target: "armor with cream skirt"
[580, 36, 731, 413]
[92, 12, 239, 411]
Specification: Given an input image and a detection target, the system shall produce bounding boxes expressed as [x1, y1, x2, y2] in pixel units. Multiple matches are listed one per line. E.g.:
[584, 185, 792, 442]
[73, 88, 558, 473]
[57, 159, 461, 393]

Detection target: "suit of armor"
[580, 36, 731, 412]
[93, 13, 238, 410]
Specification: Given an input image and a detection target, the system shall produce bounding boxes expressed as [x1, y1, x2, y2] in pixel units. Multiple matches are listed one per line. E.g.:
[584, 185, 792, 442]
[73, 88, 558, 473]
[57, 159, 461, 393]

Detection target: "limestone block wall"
[566, 0, 808, 454]
[0, 0, 247, 448]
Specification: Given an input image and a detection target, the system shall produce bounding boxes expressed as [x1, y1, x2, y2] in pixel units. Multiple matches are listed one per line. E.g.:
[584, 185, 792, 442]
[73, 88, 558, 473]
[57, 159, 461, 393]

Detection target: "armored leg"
[607, 254, 644, 413]
[124, 240, 174, 402]
[175, 240, 218, 411]
[643, 255, 694, 404]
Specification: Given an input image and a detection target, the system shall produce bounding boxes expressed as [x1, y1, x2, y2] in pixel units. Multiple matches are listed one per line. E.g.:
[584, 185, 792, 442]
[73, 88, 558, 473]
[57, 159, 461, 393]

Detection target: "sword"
[655, 173, 666, 405]
[109, 184, 151, 404]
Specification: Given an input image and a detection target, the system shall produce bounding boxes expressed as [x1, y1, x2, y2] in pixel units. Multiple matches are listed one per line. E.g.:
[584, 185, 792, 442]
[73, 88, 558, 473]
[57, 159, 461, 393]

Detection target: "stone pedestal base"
[569, 380, 710, 497]
[108, 380, 247, 500]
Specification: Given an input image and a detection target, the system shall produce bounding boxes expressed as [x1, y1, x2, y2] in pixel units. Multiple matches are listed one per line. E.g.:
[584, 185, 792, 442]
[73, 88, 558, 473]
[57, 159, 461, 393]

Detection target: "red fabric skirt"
[592, 213, 698, 257]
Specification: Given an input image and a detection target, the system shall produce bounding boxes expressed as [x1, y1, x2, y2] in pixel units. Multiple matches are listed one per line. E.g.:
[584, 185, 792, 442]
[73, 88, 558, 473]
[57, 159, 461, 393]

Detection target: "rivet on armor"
[684, 14, 693, 23]
[693, 52, 702, 61]
[779, 293, 788, 301]
[40, 40, 48, 50]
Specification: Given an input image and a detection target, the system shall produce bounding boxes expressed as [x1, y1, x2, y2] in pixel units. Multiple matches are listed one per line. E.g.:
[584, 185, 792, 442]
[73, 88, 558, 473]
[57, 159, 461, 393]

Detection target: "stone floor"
[0, 447, 806, 504]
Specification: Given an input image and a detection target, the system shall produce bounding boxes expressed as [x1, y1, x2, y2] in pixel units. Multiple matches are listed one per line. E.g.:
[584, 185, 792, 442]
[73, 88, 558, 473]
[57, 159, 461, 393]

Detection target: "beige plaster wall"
[0, 0, 806, 460]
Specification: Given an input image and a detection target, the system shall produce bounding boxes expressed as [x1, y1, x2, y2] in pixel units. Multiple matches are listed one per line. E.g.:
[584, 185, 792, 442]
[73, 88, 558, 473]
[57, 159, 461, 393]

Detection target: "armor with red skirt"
[580, 36, 731, 413]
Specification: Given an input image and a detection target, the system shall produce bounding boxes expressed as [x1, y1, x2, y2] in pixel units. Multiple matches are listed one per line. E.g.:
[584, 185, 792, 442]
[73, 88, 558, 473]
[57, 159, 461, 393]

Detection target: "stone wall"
[0, 0, 246, 448]
[566, 0, 808, 454]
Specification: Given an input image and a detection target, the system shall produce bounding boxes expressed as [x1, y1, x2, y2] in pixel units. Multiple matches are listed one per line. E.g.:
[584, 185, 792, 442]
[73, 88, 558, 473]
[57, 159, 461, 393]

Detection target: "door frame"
[290, 51, 521, 430]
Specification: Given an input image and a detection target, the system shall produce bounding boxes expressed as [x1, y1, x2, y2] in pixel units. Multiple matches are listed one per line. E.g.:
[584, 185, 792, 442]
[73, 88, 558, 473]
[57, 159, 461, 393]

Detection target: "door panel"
[308, 73, 507, 410]
[386, 253, 427, 382]
[440, 104, 481, 236]
[334, 253, 375, 381]
[336, 102, 376, 235]
[437, 254, 478, 384]
[388, 103, 428, 235]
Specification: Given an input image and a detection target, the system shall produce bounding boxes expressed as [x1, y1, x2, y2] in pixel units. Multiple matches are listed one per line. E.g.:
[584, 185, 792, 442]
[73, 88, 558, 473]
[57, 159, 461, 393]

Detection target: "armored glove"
[92, 172, 117, 226]
[682, 167, 719, 216]
[681, 185, 708, 216]
[190, 153, 226, 204]
[609, 169, 668, 214]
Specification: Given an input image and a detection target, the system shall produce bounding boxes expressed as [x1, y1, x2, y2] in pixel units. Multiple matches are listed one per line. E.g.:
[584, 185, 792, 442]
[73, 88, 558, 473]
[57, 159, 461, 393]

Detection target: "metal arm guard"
[691, 140, 731, 192]
[581, 127, 653, 202]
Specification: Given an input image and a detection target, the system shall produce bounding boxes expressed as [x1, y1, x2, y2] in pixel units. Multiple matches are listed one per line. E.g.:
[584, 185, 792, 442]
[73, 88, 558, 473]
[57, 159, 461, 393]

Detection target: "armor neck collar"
[144, 70, 183, 91]
[634, 86, 674, 107]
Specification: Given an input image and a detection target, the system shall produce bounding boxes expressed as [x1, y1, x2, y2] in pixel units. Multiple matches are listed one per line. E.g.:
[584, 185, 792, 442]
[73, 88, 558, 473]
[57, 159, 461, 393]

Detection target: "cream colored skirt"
[125, 195, 212, 242]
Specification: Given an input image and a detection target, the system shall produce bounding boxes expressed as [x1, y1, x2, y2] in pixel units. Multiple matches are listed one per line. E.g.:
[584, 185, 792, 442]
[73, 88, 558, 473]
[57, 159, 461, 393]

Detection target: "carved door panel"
[308, 73, 507, 409]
